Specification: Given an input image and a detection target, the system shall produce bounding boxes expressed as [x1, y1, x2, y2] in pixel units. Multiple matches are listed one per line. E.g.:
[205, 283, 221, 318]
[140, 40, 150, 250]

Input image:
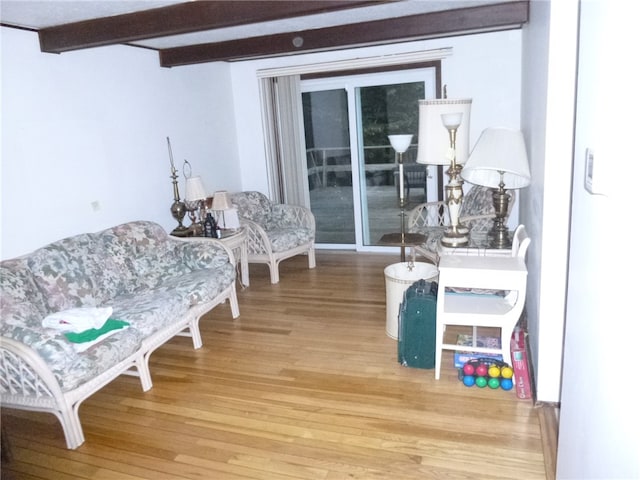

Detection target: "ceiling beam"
[159, 1, 529, 67]
[38, 0, 389, 54]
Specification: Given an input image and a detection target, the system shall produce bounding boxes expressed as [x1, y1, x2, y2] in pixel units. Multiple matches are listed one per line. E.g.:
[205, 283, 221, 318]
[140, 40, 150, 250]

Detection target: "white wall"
[519, 0, 577, 403]
[0, 27, 240, 260]
[556, 0, 640, 477]
[228, 30, 523, 195]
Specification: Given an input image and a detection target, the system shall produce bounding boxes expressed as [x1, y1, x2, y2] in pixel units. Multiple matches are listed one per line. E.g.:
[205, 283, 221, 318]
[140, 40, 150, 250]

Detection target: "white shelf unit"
[435, 254, 528, 379]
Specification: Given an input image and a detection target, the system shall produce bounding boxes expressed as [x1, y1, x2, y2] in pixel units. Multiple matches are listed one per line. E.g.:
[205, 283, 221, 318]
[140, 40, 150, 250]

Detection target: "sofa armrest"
[171, 237, 236, 270]
[0, 336, 65, 401]
[270, 204, 316, 232]
[239, 218, 273, 256]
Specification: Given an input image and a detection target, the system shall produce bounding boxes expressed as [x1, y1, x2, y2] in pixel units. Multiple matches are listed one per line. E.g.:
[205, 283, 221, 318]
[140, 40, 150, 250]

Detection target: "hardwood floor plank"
[1, 252, 547, 480]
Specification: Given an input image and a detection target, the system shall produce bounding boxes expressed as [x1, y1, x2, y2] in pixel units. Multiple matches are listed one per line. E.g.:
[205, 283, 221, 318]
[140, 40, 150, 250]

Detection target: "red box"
[510, 328, 532, 399]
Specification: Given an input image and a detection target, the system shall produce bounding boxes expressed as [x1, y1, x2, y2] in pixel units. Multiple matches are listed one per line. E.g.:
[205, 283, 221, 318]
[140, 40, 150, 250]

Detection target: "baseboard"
[535, 401, 559, 480]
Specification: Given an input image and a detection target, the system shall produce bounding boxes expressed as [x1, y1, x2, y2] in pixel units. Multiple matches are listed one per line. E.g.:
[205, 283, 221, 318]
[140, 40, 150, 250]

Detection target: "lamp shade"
[388, 134, 413, 153]
[416, 98, 472, 165]
[461, 127, 531, 189]
[212, 190, 232, 210]
[184, 176, 207, 201]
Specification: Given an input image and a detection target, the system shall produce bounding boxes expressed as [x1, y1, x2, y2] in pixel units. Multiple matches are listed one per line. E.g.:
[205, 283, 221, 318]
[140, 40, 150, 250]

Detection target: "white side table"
[218, 228, 249, 287]
[434, 254, 528, 379]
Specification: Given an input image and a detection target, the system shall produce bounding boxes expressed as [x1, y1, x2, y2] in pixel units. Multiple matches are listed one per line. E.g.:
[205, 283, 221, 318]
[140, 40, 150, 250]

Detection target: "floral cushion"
[0, 258, 49, 326]
[267, 228, 315, 253]
[270, 204, 309, 229]
[460, 185, 514, 218]
[111, 290, 191, 339]
[26, 234, 115, 311]
[230, 191, 273, 226]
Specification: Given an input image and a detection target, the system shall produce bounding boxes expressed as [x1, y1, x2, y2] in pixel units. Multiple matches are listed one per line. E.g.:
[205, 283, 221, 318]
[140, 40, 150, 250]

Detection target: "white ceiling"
[0, 0, 513, 50]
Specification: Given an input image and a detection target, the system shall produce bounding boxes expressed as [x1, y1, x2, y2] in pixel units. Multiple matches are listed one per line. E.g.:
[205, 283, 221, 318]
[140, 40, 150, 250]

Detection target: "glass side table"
[378, 232, 427, 262]
[437, 230, 514, 258]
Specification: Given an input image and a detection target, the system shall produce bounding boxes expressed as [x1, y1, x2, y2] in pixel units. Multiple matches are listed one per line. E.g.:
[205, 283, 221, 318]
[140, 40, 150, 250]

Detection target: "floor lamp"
[166, 137, 189, 237]
[388, 134, 413, 261]
[416, 98, 472, 247]
[461, 127, 531, 248]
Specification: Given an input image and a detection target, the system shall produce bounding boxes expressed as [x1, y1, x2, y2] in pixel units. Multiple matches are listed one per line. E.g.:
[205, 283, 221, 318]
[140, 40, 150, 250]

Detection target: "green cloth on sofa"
[64, 319, 129, 344]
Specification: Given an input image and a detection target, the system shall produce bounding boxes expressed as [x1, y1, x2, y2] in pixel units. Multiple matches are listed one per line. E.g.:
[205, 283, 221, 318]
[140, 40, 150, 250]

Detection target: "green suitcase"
[398, 279, 438, 369]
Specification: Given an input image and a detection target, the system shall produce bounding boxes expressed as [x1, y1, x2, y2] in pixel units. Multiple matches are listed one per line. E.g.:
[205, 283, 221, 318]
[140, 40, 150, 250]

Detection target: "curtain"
[259, 75, 309, 207]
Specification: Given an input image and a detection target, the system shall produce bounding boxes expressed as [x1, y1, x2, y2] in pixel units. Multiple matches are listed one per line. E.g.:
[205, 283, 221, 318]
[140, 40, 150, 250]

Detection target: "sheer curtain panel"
[259, 75, 309, 207]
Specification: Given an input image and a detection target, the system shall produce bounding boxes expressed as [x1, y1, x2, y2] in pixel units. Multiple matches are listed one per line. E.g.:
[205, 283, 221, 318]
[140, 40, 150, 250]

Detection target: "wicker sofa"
[0, 220, 239, 449]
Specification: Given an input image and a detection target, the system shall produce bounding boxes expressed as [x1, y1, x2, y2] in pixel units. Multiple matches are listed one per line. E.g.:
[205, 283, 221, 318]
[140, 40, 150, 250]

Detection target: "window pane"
[303, 89, 355, 244]
[359, 82, 425, 245]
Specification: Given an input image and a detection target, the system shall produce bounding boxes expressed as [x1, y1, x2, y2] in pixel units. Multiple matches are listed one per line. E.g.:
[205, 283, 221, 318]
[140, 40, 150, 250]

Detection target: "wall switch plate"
[584, 148, 606, 195]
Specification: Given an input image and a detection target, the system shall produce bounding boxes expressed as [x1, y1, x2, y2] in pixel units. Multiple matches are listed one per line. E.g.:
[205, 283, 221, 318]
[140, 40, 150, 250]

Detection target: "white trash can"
[384, 262, 439, 339]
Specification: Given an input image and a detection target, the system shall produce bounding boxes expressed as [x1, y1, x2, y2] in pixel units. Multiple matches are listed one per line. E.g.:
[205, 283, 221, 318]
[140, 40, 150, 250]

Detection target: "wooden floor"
[1, 252, 549, 480]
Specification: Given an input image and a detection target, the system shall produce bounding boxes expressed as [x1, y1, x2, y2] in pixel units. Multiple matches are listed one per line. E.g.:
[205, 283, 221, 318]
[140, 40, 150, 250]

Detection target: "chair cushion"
[26, 234, 116, 311]
[231, 191, 273, 225]
[460, 185, 514, 218]
[460, 186, 495, 217]
[266, 227, 314, 252]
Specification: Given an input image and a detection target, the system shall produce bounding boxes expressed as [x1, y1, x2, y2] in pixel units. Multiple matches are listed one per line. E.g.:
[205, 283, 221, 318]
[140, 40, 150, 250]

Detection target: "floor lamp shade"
[388, 134, 413, 210]
[416, 98, 472, 166]
[388, 134, 413, 154]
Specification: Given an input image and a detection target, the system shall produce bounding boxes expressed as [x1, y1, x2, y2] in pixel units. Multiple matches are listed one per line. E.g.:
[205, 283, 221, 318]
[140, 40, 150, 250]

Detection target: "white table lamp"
[211, 190, 233, 228]
[461, 127, 531, 248]
[185, 176, 207, 202]
[416, 97, 472, 247]
[184, 175, 208, 231]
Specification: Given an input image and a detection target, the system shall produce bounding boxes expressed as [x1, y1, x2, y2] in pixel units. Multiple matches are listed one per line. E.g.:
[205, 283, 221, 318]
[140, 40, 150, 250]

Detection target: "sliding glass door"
[303, 88, 355, 244]
[302, 69, 437, 250]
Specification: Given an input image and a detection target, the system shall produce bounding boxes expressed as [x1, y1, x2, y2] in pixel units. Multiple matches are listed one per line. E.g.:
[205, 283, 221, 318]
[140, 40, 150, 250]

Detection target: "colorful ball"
[463, 363, 475, 376]
[487, 365, 501, 378]
[475, 364, 488, 377]
[488, 377, 501, 389]
[475, 376, 488, 388]
[501, 366, 514, 379]
[500, 378, 514, 391]
[463, 375, 475, 387]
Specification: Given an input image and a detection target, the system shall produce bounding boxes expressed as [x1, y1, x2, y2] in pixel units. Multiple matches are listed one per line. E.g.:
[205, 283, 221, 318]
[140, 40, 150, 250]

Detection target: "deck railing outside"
[306, 145, 424, 245]
[306, 144, 418, 189]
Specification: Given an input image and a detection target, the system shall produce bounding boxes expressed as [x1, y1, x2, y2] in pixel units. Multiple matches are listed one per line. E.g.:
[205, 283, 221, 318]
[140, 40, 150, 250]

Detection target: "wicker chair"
[407, 185, 514, 264]
[230, 191, 316, 284]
